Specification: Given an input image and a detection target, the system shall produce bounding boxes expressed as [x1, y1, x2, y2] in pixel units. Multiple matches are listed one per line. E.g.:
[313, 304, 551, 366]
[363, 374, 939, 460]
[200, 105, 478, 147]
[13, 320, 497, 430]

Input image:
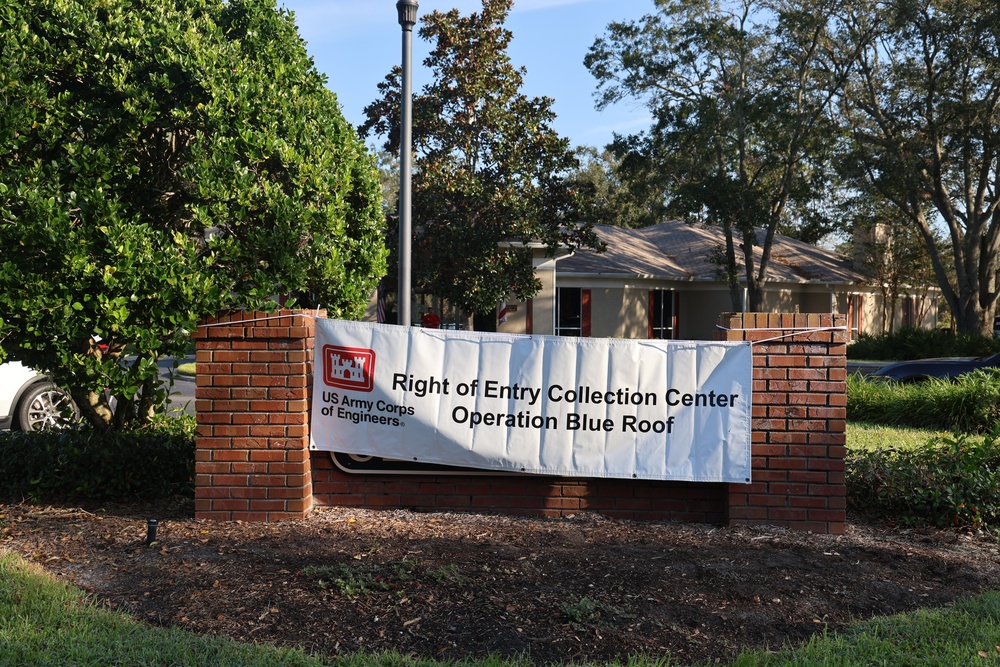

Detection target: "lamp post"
[396, 0, 417, 326]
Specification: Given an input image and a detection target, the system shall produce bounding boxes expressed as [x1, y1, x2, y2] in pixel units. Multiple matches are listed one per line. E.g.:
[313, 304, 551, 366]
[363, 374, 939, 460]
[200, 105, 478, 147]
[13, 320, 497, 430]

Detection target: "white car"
[0, 362, 79, 431]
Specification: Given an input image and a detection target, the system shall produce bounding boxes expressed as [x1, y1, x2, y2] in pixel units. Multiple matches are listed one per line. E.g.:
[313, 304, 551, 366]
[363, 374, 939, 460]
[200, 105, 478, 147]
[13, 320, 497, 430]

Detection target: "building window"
[556, 287, 590, 337]
[901, 295, 918, 328]
[649, 289, 676, 339]
[848, 294, 863, 339]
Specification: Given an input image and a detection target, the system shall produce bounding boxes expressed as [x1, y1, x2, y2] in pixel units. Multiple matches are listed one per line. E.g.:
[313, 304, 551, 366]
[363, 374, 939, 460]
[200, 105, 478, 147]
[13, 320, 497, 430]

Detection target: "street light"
[396, 0, 417, 326]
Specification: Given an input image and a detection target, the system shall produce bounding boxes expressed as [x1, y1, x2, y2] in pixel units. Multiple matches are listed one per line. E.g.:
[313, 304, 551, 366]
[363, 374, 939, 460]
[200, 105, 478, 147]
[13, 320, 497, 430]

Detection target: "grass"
[0, 550, 325, 667]
[729, 593, 1000, 666]
[845, 421, 951, 452]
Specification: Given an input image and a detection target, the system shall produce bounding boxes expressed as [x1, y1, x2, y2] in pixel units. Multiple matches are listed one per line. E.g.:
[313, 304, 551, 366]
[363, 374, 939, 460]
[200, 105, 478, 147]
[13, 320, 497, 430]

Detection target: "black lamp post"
[396, 0, 417, 326]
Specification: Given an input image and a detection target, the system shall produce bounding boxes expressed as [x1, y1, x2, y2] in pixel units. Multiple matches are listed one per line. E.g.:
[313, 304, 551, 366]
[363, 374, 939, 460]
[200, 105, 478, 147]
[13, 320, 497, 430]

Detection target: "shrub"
[848, 327, 1000, 361]
[846, 426, 1000, 531]
[0, 416, 195, 502]
[847, 370, 1000, 433]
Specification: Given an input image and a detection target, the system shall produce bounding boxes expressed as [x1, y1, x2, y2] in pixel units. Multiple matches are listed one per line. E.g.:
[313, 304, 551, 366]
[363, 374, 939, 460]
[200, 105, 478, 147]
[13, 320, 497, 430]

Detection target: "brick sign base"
[195, 311, 846, 533]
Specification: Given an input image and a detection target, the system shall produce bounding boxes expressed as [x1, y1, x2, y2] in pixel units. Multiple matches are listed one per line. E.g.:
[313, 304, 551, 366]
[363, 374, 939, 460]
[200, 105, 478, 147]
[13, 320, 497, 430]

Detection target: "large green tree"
[567, 147, 667, 229]
[586, 0, 854, 311]
[0, 0, 386, 430]
[360, 0, 601, 319]
[837, 0, 1000, 335]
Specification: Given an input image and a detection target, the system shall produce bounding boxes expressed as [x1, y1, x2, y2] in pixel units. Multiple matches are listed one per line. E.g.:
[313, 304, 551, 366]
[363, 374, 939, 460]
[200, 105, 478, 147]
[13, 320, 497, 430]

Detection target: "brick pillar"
[194, 309, 320, 521]
[717, 313, 847, 534]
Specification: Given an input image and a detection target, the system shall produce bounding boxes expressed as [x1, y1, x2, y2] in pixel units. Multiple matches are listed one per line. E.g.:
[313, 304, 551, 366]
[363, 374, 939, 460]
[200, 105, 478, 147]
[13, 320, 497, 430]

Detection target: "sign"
[310, 319, 752, 483]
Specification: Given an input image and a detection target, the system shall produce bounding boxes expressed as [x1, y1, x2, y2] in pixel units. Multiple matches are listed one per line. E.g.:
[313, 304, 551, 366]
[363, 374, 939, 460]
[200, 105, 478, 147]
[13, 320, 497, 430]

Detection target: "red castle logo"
[322, 345, 376, 392]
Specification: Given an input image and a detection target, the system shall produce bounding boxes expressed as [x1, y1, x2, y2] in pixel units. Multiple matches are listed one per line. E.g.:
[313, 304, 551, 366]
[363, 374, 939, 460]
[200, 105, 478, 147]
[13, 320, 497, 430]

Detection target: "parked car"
[0, 362, 79, 431]
[870, 352, 1000, 382]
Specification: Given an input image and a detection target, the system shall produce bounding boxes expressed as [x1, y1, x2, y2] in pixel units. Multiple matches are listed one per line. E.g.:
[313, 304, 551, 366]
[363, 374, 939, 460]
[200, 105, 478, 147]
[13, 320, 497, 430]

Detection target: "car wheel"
[16, 382, 80, 432]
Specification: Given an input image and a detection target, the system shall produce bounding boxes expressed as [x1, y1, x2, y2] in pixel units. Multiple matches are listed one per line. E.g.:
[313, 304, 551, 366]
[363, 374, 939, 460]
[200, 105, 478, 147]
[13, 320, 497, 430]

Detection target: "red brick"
[248, 426, 286, 437]
[789, 368, 829, 381]
[727, 506, 768, 520]
[748, 494, 788, 507]
[231, 388, 269, 400]
[196, 387, 233, 400]
[267, 487, 311, 500]
[769, 406, 808, 419]
[788, 419, 828, 432]
[213, 425, 251, 438]
[787, 393, 829, 406]
[250, 376, 287, 387]
[808, 407, 846, 420]
[213, 499, 250, 511]
[809, 381, 846, 393]
[212, 474, 251, 487]
[767, 508, 808, 521]
[808, 484, 845, 497]
[788, 471, 828, 483]
[768, 381, 812, 393]
[212, 450, 249, 462]
[808, 509, 846, 522]
[231, 487, 269, 499]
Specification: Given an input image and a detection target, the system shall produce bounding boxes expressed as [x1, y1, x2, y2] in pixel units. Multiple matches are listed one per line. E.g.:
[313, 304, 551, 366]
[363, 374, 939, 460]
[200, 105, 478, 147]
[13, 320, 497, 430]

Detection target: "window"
[555, 287, 590, 336]
[902, 295, 918, 328]
[649, 289, 676, 339]
[848, 294, 863, 339]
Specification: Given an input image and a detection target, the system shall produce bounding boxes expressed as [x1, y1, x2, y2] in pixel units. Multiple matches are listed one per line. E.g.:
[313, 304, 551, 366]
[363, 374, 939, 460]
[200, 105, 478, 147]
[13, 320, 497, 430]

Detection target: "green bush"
[0, 416, 195, 502]
[847, 370, 1000, 433]
[846, 426, 1000, 531]
[847, 327, 1000, 361]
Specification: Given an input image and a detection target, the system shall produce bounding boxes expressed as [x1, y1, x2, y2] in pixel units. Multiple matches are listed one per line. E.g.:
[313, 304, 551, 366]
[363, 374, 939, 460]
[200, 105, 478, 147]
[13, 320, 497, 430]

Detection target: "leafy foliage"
[0, 417, 196, 501]
[847, 328, 1000, 361]
[847, 426, 1000, 531]
[360, 0, 602, 317]
[847, 370, 1000, 433]
[567, 147, 667, 229]
[0, 0, 385, 430]
[837, 0, 1000, 335]
[586, 0, 851, 310]
[845, 197, 941, 334]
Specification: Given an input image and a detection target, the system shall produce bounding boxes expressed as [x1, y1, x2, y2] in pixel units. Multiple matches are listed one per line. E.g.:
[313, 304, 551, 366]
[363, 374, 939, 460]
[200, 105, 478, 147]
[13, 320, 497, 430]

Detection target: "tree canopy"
[586, 0, 853, 311]
[0, 0, 386, 429]
[836, 0, 1000, 336]
[360, 0, 602, 319]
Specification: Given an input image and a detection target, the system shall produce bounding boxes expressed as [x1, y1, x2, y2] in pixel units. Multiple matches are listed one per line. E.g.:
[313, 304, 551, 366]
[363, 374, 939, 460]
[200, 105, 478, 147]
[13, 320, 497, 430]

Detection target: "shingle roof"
[560, 221, 864, 285]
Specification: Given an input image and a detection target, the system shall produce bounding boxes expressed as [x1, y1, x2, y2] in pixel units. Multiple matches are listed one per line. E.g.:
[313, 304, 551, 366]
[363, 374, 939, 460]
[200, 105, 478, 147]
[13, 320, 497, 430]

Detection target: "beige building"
[496, 221, 937, 341]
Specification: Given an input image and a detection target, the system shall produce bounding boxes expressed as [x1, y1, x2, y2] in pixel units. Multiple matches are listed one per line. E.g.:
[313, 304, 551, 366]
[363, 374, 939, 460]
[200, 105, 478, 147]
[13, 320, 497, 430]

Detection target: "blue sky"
[276, 0, 654, 150]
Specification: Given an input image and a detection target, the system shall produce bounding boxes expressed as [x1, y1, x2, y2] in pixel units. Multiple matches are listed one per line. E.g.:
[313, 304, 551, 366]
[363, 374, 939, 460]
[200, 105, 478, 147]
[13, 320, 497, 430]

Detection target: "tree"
[360, 0, 601, 318]
[837, 0, 1000, 336]
[567, 147, 668, 228]
[843, 196, 941, 333]
[0, 0, 386, 430]
[586, 0, 853, 311]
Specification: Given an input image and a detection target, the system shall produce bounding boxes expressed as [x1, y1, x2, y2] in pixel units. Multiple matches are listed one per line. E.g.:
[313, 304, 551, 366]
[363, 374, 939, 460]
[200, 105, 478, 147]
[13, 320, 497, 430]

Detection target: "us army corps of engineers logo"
[322, 345, 376, 392]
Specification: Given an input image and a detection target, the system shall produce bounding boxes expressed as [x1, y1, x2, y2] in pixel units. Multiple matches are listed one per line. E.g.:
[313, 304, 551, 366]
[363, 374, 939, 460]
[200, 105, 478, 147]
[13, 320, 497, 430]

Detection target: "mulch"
[3, 498, 1000, 665]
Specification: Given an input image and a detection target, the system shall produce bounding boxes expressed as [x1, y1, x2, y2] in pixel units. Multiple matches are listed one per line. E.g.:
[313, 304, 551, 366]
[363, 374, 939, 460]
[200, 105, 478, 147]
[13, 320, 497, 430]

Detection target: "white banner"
[310, 319, 752, 483]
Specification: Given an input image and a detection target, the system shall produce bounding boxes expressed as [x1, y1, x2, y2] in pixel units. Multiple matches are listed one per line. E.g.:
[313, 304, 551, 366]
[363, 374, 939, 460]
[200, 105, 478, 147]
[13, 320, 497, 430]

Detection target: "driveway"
[158, 357, 195, 416]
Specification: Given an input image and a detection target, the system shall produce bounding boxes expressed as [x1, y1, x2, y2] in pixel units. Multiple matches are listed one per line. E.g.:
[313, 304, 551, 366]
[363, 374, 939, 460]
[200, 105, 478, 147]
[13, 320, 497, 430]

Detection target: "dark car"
[870, 352, 1000, 382]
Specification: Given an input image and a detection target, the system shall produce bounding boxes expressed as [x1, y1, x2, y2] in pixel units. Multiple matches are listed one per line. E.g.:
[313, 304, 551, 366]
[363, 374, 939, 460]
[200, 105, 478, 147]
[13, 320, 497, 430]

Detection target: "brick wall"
[194, 310, 320, 521]
[195, 311, 846, 533]
[717, 313, 848, 534]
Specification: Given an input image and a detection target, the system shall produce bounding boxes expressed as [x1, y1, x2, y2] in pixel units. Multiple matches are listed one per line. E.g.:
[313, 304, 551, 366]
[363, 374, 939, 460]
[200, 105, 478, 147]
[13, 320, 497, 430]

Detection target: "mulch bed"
[3, 498, 999, 665]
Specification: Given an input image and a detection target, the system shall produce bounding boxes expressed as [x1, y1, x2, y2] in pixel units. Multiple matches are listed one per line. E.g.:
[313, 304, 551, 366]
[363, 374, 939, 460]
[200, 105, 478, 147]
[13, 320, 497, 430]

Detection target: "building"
[496, 220, 937, 341]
